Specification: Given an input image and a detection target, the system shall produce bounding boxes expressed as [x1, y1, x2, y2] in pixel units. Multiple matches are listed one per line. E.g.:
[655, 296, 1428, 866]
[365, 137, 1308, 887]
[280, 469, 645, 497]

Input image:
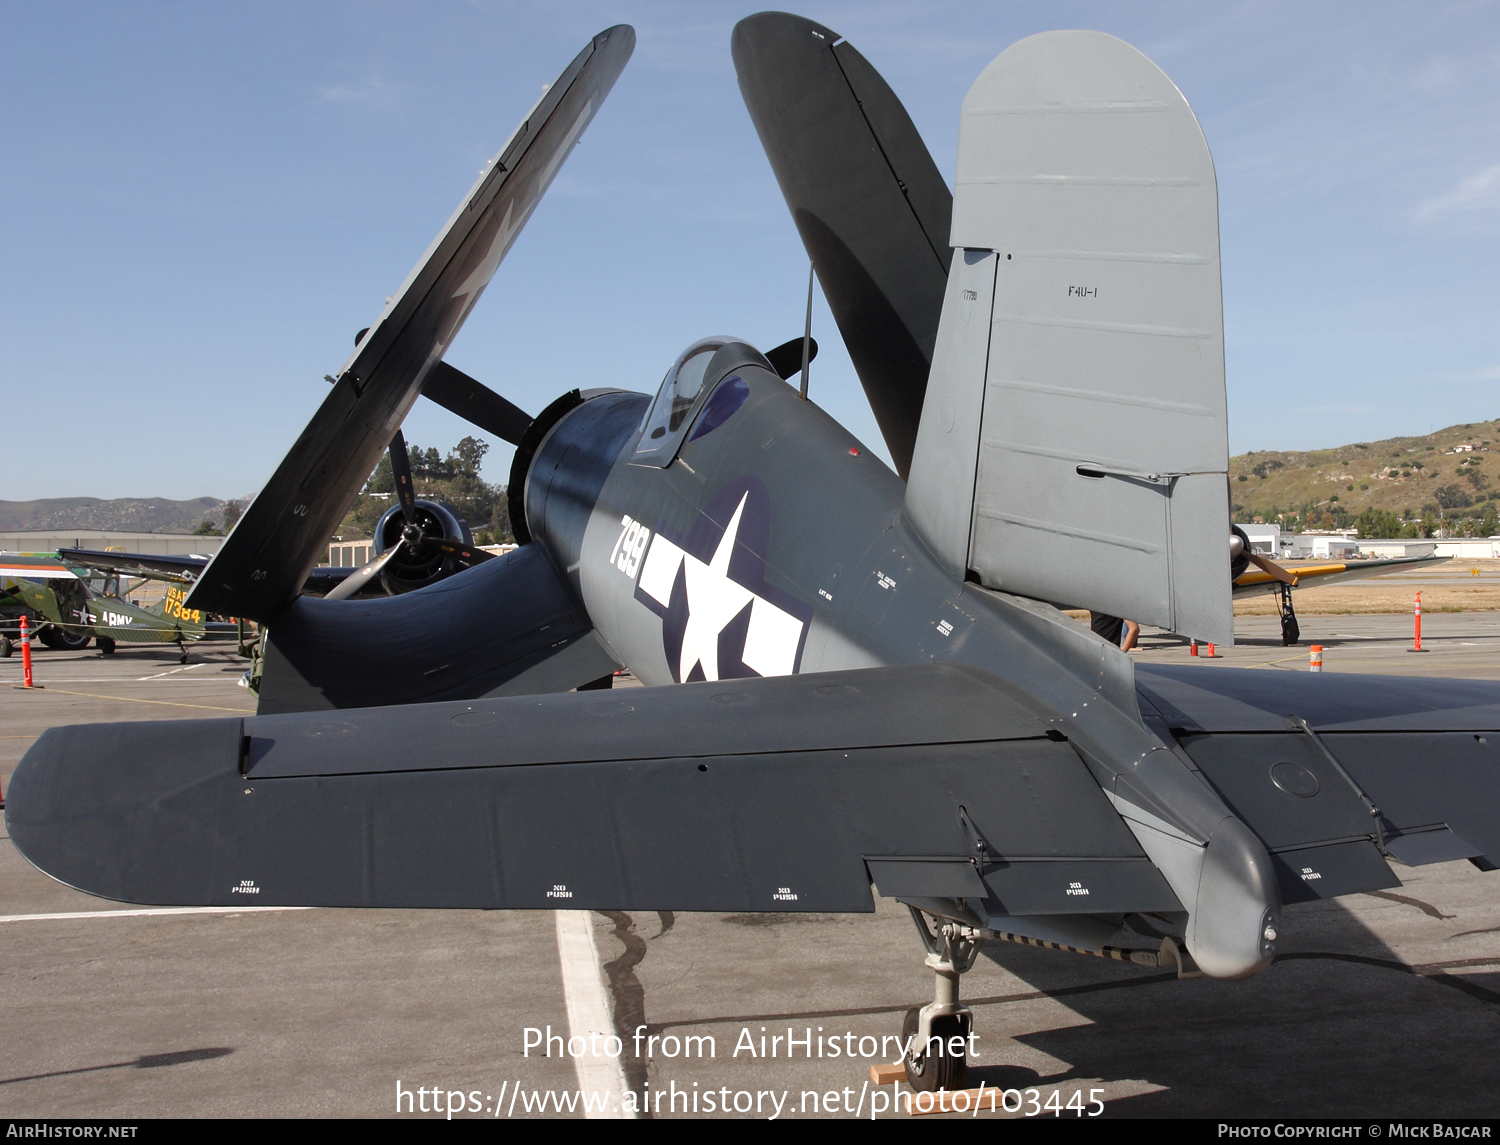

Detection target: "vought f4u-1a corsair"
[9, 14, 1498, 1093]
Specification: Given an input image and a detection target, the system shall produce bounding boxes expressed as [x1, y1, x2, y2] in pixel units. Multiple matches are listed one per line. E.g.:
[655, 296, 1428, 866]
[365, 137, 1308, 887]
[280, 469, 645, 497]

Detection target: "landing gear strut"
[1274, 582, 1300, 646]
[903, 907, 980, 1092]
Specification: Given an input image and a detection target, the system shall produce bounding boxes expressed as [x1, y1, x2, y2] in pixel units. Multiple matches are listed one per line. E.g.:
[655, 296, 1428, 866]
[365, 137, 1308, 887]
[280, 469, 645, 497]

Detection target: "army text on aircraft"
[9, 17, 1498, 1094]
[1, 553, 205, 660]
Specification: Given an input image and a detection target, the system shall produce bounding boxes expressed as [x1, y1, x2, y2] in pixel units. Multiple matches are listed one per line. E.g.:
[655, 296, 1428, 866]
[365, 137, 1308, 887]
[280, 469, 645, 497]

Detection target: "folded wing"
[185, 26, 634, 621]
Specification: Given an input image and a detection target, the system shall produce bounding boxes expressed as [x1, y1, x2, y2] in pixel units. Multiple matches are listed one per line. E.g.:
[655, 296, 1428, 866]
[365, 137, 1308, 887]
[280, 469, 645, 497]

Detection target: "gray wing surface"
[185, 26, 634, 621]
[7, 664, 1177, 915]
[1136, 665, 1500, 904]
[733, 13, 952, 480]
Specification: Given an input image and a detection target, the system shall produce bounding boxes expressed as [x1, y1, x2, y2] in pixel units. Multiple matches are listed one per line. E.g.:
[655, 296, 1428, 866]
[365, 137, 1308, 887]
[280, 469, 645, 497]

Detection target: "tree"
[1435, 485, 1473, 510]
[223, 499, 245, 532]
[451, 436, 489, 477]
[193, 518, 223, 536]
[1481, 502, 1499, 537]
[1353, 507, 1401, 539]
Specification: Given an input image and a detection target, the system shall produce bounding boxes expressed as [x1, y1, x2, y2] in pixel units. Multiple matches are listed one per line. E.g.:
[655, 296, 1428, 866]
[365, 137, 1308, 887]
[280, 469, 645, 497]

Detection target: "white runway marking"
[0, 906, 313, 924]
[554, 910, 634, 1119]
[138, 664, 205, 680]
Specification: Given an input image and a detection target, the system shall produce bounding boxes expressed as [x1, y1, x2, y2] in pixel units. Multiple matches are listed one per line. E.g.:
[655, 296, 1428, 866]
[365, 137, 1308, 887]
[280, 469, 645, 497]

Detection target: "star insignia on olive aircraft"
[9, 14, 1496, 1095]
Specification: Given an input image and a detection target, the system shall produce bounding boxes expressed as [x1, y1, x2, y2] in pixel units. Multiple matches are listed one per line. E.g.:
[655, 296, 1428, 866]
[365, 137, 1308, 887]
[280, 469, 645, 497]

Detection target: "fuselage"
[522, 349, 1280, 979]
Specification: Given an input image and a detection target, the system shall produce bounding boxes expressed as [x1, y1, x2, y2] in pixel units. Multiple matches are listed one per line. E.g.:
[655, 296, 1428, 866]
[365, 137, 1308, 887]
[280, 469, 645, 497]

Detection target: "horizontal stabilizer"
[185, 26, 634, 622]
[906, 32, 1231, 642]
[1137, 666, 1500, 893]
[7, 665, 1179, 914]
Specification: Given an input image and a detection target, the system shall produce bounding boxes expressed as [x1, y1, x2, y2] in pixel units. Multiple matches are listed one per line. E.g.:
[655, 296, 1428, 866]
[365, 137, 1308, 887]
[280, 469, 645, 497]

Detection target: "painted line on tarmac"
[554, 910, 636, 1119]
[0, 906, 313, 923]
[0, 678, 248, 684]
[7, 688, 253, 713]
[138, 664, 205, 680]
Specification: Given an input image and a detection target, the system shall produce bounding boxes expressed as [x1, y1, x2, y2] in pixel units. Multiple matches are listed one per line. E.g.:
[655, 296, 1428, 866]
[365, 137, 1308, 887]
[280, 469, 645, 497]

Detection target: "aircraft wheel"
[902, 1007, 968, 1092]
[40, 625, 90, 651]
[97, 637, 116, 656]
[0, 636, 11, 657]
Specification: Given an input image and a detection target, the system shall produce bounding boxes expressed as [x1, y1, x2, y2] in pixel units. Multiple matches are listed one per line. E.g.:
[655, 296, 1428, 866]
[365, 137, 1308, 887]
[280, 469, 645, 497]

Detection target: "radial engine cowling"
[372, 499, 474, 595]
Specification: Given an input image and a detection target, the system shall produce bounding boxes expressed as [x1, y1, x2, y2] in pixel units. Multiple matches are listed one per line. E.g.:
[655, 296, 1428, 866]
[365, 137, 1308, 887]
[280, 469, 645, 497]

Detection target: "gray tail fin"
[904, 31, 1233, 644]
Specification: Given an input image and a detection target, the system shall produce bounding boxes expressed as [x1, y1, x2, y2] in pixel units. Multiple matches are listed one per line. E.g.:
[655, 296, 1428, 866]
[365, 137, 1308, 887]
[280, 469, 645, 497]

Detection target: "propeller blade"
[1247, 550, 1299, 586]
[764, 337, 818, 382]
[423, 362, 533, 445]
[323, 542, 403, 602]
[388, 429, 417, 526]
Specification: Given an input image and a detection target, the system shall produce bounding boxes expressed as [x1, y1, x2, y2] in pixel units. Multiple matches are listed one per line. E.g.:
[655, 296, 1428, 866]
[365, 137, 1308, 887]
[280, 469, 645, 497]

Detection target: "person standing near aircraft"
[1089, 613, 1140, 651]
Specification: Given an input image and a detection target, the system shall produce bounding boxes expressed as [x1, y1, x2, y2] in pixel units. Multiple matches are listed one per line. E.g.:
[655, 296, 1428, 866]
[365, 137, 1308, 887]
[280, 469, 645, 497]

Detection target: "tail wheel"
[902, 1007, 969, 1092]
[97, 636, 116, 655]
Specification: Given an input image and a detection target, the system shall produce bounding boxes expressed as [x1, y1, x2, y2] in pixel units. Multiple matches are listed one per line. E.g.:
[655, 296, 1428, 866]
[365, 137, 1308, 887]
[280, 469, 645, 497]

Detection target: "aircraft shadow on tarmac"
[601, 889, 1496, 1118]
[0, 1047, 234, 1088]
[973, 892, 1499, 1118]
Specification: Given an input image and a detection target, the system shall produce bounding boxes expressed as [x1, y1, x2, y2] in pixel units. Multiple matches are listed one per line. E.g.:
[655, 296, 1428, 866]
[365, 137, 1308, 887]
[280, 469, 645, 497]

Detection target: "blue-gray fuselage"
[524, 352, 1280, 980]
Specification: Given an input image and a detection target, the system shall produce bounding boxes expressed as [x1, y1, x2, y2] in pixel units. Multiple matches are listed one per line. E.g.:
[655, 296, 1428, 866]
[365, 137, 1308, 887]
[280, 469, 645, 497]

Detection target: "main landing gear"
[1274, 582, 1300, 646]
[903, 907, 980, 1092]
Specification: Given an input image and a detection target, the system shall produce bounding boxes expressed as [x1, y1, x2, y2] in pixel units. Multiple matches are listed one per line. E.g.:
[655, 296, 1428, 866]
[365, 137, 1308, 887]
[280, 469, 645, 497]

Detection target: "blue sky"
[4, 2, 1498, 501]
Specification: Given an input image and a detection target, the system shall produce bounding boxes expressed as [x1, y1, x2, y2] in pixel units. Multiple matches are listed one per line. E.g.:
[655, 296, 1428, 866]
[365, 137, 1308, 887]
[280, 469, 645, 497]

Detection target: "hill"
[0, 497, 230, 534]
[1230, 418, 1500, 535]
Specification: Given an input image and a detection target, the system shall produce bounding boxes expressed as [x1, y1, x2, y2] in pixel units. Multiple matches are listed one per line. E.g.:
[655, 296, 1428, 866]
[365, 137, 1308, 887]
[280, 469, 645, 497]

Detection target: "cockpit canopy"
[632, 336, 776, 467]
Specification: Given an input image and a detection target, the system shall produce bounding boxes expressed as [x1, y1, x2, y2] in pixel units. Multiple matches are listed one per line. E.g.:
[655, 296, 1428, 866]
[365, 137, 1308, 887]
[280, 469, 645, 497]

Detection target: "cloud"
[315, 78, 400, 111]
[1417, 164, 1500, 220]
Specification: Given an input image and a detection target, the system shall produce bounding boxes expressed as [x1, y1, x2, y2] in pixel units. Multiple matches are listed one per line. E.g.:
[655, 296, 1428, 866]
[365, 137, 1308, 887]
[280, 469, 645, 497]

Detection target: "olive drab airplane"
[0, 553, 206, 660]
[9, 16, 1498, 1094]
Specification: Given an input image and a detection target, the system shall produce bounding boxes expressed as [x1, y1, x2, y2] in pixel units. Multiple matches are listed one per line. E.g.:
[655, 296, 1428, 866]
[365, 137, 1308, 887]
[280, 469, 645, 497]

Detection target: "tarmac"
[0, 611, 1496, 1119]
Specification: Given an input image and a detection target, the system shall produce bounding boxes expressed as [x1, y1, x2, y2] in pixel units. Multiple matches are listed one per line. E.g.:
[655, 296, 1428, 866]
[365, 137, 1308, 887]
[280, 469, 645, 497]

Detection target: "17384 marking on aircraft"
[8, 15, 1497, 1093]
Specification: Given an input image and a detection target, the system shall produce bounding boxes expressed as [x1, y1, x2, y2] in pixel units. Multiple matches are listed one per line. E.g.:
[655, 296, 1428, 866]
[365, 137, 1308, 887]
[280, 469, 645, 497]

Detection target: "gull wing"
[8, 664, 1179, 915]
